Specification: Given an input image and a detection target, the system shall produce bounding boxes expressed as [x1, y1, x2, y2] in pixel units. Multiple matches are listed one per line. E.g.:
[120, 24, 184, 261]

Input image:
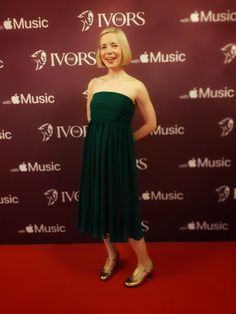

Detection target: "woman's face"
[99, 32, 123, 68]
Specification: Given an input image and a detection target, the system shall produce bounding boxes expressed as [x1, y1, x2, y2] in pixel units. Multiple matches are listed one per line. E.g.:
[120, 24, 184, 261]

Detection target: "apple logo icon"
[187, 221, 195, 230]
[140, 52, 149, 63]
[188, 158, 197, 168]
[3, 18, 13, 30]
[142, 191, 150, 200]
[190, 11, 200, 23]
[26, 224, 34, 233]
[11, 93, 20, 104]
[19, 162, 28, 172]
[189, 88, 198, 99]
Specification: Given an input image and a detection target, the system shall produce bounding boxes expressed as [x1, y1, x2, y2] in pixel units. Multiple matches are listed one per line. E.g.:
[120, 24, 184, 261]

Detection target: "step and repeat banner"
[0, 0, 235, 244]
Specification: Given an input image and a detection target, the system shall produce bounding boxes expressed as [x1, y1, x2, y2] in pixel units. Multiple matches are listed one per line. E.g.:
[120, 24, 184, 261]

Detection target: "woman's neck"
[106, 67, 127, 79]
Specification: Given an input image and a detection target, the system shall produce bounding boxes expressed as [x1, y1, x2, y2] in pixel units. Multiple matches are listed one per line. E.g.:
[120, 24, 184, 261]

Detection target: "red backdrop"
[0, 0, 235, 244]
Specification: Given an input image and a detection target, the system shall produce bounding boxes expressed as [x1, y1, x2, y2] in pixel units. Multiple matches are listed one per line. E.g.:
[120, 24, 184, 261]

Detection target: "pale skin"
[86, 32, 157, 271]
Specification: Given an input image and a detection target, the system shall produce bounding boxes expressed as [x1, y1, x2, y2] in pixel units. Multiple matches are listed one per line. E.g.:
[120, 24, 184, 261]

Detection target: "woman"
[78, 27, 157, 287]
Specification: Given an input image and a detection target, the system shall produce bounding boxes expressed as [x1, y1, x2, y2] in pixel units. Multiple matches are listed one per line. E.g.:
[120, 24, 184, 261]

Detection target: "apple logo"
[11, 93, 20, 104]
[187, 221, 195, 230]
[190, 11, 200, 23]
[26, 224, 34, 233]
[189, 88, 198, 99]
[3, 18, 13, 30]
[140, 52, 149, 63]
[142, 191, 150, 200]
[188, 158, 197, 168]
[19, 162, 28, 172]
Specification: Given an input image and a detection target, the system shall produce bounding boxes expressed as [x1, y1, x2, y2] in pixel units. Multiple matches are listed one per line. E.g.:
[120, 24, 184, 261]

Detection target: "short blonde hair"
[96, 27, 132, 68]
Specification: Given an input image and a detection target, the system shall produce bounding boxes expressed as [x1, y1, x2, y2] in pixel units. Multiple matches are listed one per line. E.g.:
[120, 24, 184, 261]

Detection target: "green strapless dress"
[78, 91, 143, 242]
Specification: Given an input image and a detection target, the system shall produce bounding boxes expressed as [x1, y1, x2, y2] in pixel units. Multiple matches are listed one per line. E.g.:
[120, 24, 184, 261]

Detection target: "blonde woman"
[78, 27, 157, 287]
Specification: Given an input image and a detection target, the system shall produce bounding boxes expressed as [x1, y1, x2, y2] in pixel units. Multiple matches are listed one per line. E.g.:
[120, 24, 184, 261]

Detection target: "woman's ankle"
[138, 257, 153, 270]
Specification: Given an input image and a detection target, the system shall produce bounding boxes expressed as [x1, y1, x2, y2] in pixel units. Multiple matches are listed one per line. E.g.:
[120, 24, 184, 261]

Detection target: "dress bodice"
[90, 91, 135, 124]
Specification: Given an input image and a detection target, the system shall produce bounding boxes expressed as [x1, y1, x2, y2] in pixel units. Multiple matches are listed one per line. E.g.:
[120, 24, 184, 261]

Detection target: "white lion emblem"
[44, 189, 58, 206]
[78, 10, 94, 31]
[31, 50, 47, 71]
[221, 43, 236, 64]
[38, 123, 53, 142]
[219, 118, 234, 137]
[216, 185, 230, 203]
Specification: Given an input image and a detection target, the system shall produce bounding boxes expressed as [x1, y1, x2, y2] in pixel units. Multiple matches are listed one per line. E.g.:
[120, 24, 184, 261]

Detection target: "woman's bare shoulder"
[88, 76, 108, 88]
[126, 75, 146, 92]
[126, 74, 145, 85]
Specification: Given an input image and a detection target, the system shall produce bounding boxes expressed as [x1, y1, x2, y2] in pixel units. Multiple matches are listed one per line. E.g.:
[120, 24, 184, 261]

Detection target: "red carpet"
[0, 242, 235, 314]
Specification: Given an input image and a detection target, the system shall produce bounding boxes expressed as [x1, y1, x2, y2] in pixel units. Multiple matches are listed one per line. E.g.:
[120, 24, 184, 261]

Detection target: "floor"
[1, 242, 235, 314]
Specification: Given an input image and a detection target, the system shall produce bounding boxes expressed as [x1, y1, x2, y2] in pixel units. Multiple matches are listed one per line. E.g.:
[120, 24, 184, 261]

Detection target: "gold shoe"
[100, 251, 119, 281]
[124, 262, 154, 288]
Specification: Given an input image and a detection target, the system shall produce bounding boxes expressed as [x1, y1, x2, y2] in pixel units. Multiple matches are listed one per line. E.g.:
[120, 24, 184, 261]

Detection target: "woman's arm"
[133, 82, 157, 141]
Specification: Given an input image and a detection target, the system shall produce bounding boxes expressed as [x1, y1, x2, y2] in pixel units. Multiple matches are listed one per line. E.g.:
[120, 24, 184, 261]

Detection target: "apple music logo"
[18, 224, 66, 234]
[140, 190, 184, 201]
[179, 157, 232, 169]
[180, 10, 236, 23]
[219, 118, 234, 137]
[180, 87, 235, 99]
[131, 51, 186, 64]
[11, 161, 61, 173]
[221, 43, 236, 64]
[2, 92, 55, 105]
[180, 221, 229, 231]
[0, 17, 49, 31]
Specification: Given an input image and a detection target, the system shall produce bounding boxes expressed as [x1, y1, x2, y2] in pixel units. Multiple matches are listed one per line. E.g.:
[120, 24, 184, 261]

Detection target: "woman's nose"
[105, 46, 112, 54]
